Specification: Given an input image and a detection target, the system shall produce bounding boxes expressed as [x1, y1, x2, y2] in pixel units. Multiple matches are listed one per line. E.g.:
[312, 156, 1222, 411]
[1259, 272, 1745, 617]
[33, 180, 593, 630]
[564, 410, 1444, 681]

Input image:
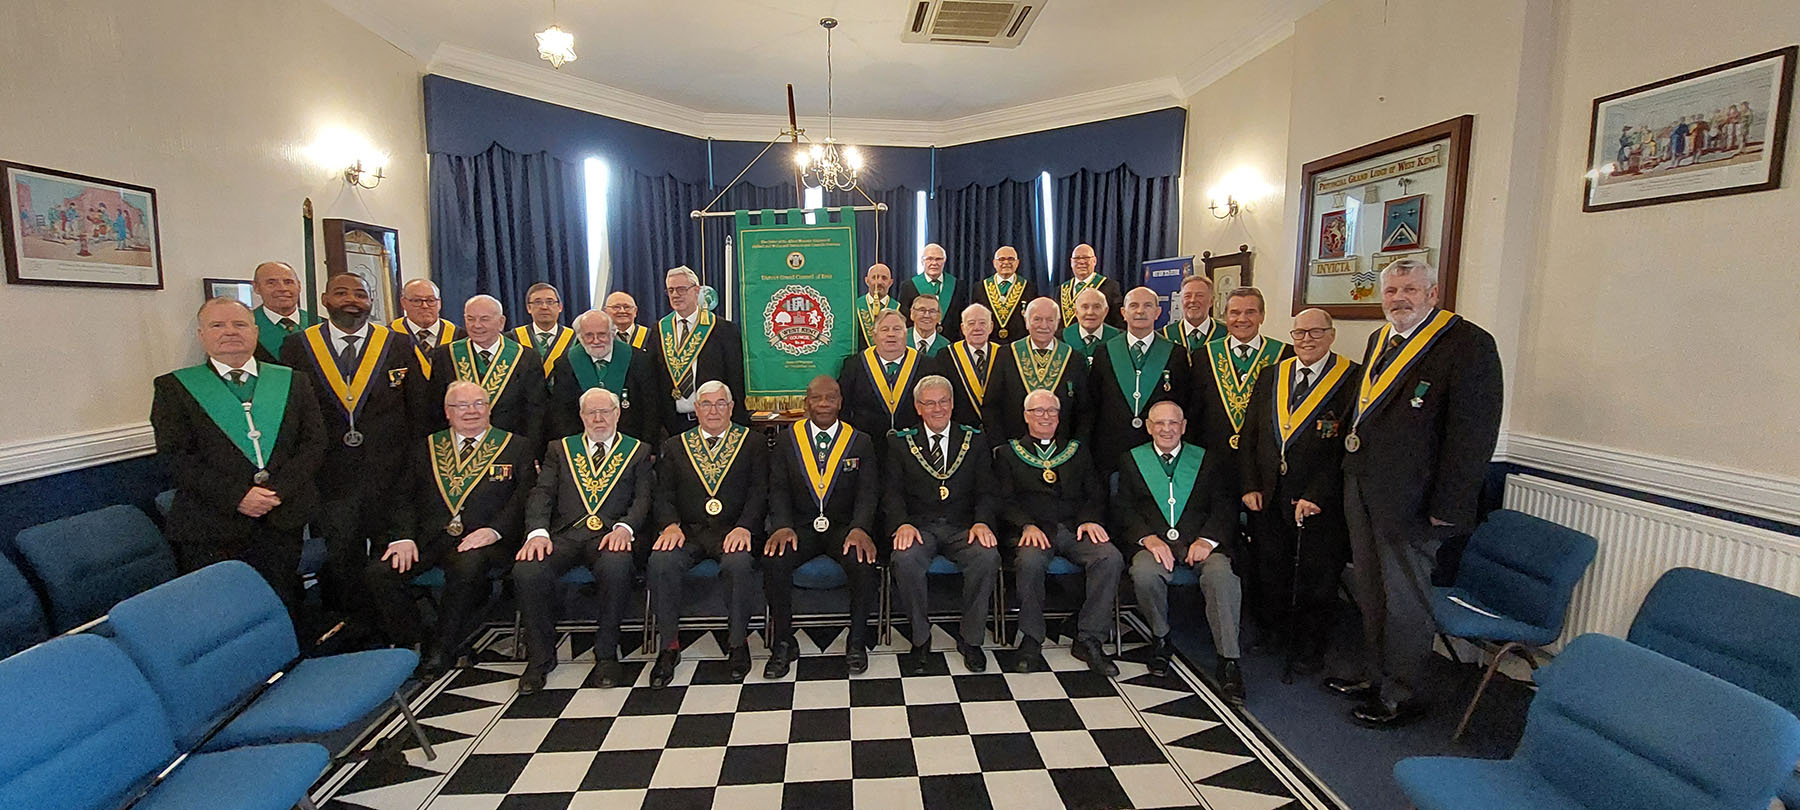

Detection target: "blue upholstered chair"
[1629, 567, 1800, 808]
[105, 561, 436, 760]
[0, 633, 329, 810]
[1396, 633, 1800, 810]
[12, 504, 177, 632]
[0, 552, 48, 657]
[1429, 509, 1597, 740]
[153, 488, 175, 520]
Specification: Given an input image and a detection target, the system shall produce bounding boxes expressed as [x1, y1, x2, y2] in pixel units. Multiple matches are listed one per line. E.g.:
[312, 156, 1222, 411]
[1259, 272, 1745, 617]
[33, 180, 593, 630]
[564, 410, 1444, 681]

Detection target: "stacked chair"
[12, 504, 177, 633]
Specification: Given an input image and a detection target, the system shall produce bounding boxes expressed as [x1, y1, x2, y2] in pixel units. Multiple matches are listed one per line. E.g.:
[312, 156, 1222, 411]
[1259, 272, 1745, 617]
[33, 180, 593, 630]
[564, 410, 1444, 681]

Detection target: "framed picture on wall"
[322, 218, 401, 323]
[1202, 245, 1254, 318]
[1582, 45, 1795, 212]
[203, 277, 254, 305]
[1292, 115, 1473, 319]
[0, 161, 164, 289]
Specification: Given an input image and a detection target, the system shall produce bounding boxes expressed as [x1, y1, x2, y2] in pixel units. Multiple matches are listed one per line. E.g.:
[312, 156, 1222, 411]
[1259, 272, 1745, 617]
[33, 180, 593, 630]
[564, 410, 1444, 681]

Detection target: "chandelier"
[535, 0, 576, 69]
[795, 18, 862, 192]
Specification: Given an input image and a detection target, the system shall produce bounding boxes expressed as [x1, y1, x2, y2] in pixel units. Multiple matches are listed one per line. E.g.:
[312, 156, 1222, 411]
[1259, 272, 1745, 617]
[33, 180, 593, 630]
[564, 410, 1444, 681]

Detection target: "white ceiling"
[327, 0, 1317, 143]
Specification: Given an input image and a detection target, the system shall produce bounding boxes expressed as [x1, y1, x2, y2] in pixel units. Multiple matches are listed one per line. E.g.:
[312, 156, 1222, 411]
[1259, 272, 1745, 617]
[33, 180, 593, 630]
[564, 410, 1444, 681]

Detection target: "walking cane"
[1281, 514, 1306, 685]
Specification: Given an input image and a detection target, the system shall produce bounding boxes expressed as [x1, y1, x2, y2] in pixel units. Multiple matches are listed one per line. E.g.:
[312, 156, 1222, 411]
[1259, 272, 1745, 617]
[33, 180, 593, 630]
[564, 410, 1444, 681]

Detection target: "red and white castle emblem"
[763, 285, 834, 356]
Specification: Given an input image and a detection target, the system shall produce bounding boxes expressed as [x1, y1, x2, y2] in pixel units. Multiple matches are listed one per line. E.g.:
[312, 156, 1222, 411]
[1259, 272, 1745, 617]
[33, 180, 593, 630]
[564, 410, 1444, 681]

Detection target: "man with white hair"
[1061, 287, 1119, 364]
[547, 310, 662, 443]
[250, 260, 317, 363]
[983, 297, 1092, 444]
[945, 303, 996, 428]
[393, 279, 457, 378]
[898, 242, 967, 343]
[603, 291, 649, 349]
[1323, 259, 1502, 728]
[645, 265, 746, 437]
[426, 295, 547, 448]
[1057, 243, 1123, 330]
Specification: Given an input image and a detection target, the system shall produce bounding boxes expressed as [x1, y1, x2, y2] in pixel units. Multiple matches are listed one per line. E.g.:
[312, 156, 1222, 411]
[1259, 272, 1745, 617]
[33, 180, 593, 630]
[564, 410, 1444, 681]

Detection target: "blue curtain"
[827, 186, 917, 275]
[429, 144, 590, 320]
[1053, 166, 1180, 289]
[933, 179, 1047, 291]
[606, 170, 706, 322]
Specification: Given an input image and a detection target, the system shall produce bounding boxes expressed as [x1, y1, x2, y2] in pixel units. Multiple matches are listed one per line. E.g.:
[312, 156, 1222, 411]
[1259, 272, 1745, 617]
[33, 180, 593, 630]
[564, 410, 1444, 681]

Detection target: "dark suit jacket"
[1239, 355, 1360, 528]
[972, 275, 1039, 341]
[425, 340, 548, 449]
[546, 342, 664, 445]
[525, 435, 655, 544]
[1186, 335, 1295, 459]
[1116, 443, 1238, 556]
[943, 341, 997, 429]
[395, 429, 537, 552]
[881, 425, 996, 534]
[150, 367, 326, 559]
[1086, 335, 1191, 471]
[653, 429, 768, 541]
[279, 324, 427, 506]
[643, 315, 749, 435]
[838, 349, 947, 440]
[1341, 313, 1503, 528]
[982, 341, 1093, 444]
[1058, 276, 1125, 330]
[898, 274, 970, 343]
[992, 439, 1106, 534]
[766, 423, 879, 535]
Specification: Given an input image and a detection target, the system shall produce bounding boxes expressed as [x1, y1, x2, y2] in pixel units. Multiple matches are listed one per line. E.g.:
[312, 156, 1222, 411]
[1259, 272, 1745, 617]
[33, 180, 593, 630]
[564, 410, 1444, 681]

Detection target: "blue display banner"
[1140, 256, 1194, 329]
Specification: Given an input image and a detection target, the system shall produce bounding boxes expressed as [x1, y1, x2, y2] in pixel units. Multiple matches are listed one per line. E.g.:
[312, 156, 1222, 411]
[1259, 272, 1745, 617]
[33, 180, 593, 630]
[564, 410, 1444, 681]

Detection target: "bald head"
[1122, 286, 1161, 337]
[603, 291, 638, 334]
[1290, 307, 1337, 365]
[1070, 243, 1097, 280]
[399, 278, 442, 328]
[463, 295, 505, 344]
[992, 246, 1020, 278]
[865, 263, 893, 299]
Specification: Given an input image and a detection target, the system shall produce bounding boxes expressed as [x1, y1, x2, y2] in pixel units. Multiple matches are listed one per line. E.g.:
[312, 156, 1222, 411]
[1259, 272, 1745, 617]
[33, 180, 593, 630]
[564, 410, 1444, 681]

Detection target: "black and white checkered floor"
[315, 620, 1345, 810]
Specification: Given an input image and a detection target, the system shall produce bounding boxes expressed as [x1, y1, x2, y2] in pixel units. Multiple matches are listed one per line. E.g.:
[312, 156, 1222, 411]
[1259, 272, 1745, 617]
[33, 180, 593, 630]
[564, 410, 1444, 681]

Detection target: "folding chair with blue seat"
[644, 558, 721, 650]
[105, 561, 437, 760]
[13, 504, 178, 632]
[994, 555, 1124, 652]
[1428, 509, 1597, 740]
[881, 554, 1001, 646]
[1628, 567, 1800, 809]
[1395, 632, 1800, 810]
[510, 565, 599, 661]
[0, 633, 329, 810]
[783, 555, 887, 650]
[0, 552, 48, 657]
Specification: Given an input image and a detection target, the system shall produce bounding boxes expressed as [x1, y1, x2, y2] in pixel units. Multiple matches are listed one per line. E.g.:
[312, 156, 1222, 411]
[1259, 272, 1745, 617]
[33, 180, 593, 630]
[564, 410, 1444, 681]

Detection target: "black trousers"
[175, 522, 303, 615]
[761, 527, 878, 650]
[362, 537, 509, 656]
[647, 532, 757, 649]
[314, 492, 390, 614]
[513, 539, 637, 668]
[1251, 499, 1351, 659]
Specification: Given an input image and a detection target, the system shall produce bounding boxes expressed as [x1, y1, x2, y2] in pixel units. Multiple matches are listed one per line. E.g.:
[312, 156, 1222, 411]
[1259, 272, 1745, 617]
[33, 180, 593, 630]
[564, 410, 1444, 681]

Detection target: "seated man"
[365, 381, 536, 674]
[993, 388, 1121, 675]
[762, 376, 880, 678]
[515, 388, 654, 693]
[648, 381, 766, 687]
[1120, 400, 1246, 703]
[884, 375, 1001, 675]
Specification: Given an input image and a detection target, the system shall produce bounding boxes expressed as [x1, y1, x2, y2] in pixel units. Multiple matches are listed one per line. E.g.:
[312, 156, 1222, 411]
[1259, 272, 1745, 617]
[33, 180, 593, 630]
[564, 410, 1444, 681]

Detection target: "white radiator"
[1502, 474, 1800, 649]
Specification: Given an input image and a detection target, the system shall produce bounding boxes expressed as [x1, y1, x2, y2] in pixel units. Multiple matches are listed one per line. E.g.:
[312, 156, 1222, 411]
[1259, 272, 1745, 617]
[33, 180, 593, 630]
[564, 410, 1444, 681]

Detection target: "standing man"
[944, 304, 996, 429]
[393, 279, 457, 379]
[250, 261, 316, 364]
[645, 265, 747, 436]
[515, 388, 653, 692]
[1087, 287, 1189, 473]
[648, 382, 766, 687]
[427, 296, 547, 447]
[604, 291, 649, 350]
[1161, 275, 1223, 353]
[839, 309, 941, 440]
[365, 381, 536, 673]
[885, 375, 1000, 675]
[975, 246, 1037, 342]
[1188, 286, 1292, 457]
[152, 298, 325, 611]
[899, 243, 966, 343]
[1062, 288, 1120, 364]
[853, 263, 898, 351]
[1239, 309, 1357, 674]
[547, 310, 662, 443]
[984, 298, 1092, 444]
[907, 294, 950, 358]
[513, 282, 574, 380]
[1057, 244, 1123, 330]
[280, 272, 425, 620]
[1325, 259, 1502, 728]
[994, 389, 1121, 676]
[1121, 401, 1245, 701]
[762, 377, 880, 678]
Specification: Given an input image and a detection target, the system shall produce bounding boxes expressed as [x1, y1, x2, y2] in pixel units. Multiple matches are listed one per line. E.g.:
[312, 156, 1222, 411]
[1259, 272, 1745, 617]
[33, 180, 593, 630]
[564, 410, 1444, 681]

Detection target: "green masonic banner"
[736, 208, 859, 411]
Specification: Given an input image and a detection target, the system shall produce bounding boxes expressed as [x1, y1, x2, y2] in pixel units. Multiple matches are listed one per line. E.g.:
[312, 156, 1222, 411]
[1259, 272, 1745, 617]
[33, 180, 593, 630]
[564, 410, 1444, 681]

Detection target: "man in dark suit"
[1062, 288, 1120, 364]
[851, 263, 898, 351]
[1057, 243, 1124, 330]
[944, 304, 997, 429]
[884, 375, 1001, 675]
[547, 310, 663, 444]
[906, 294, 950, 357]
[1187, 286, 1293, 459]
[604, 291, 650, 350]
[514, 388, 654, 693]
[1121, 401, 1246, 702]
[839, 309, 944, 443]
[644, 265, 748, 436]
[762, 376, 880, 678]
[983, 298, 1093, 445]
[1161, 274, 1224, 353]
[898, 243, 967, 343]
[974, 245, 1037, 342]
[250, 261, 316, 364]
[993, 389, 1121, 675]
[279, 272, 426, 620]
[511, 282, 575, 381]
[648, 381, 766, 687]
[1324, 259, 1503, 728]
[426, 295, 547, 450]
[152, 298, 326, 611]
[1087, 287, 1190, 474]
[393, 279, 457, 380]
[365, 380, 536, 673]
[1239, 309, 1358, 675]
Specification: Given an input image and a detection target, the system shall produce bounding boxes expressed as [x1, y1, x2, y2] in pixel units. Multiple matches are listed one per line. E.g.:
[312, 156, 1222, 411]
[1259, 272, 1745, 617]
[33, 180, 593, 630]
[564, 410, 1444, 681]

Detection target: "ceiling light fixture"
[535, 0, 576, 69]
[795, 17, 862, 192]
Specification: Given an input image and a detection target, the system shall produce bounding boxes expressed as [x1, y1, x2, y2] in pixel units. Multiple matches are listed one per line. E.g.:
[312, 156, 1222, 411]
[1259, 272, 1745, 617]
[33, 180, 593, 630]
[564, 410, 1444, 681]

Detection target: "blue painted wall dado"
[0, 456, 168, 562]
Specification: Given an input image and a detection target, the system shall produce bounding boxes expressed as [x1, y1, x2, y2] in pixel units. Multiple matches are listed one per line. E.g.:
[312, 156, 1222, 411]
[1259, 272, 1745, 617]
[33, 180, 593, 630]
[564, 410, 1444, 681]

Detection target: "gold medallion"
[938, 485, 950, 501]
[1279, 459, 1288, 476]
[1228, 433, 1240, 450]
[1344, 432, 1361, 453]
[1041, 469, 1057, 484]
[586, 514, 605, 531]
[252, 470, 270, 485]
[446, 515, 464, 536]
[998, 327, 1009, 339]
[705, 497, 723, 515]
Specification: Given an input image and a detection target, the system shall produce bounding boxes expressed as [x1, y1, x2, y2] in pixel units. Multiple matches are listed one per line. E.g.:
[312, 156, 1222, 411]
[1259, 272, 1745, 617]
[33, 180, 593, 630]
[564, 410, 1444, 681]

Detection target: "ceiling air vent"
[901, 0, 1046, 48]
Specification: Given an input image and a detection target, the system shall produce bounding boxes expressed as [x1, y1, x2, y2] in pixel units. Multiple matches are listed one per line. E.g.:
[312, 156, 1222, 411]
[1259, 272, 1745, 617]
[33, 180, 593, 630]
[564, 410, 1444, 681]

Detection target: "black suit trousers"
[362, 539, 509, 655]
[762, 529, 878, 649]
[514, 539, 637, 667]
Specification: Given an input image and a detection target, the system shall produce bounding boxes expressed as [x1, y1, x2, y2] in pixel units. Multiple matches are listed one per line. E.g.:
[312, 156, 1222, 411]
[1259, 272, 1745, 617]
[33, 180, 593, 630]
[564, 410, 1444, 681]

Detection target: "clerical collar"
[327, 320, 371, 343]
[210, 357, 259, 377]
[1228, 334, 1264, 352]
[261, 306, 299, 325]
[405, 318, 438, 336]
[453, 426, 490, 443]
[1032, 435, 1055, 447]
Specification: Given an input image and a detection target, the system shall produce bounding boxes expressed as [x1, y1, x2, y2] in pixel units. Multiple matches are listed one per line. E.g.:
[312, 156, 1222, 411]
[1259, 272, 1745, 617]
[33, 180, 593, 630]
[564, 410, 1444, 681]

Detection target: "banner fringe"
[749, 395, 806, 412]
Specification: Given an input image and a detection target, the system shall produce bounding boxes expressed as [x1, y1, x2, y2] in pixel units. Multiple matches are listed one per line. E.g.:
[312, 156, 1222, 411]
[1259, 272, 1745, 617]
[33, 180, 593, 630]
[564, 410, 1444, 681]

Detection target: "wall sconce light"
[1206, 168, 1274, 221]
[344, 159, 386, 190]
[1208, 195, 1240, 220]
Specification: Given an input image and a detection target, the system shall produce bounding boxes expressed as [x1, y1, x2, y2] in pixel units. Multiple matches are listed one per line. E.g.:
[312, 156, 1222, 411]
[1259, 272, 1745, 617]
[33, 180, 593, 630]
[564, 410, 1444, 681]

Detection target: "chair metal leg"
[392, 693, 437, 761]
[992, 567, 1006, 645]
[1111, 590, 1123, 655]
[642, 588, 654, 653]
[879, 564, 892, 647]
[512, 610, 526, 662]
[1440, 633, 1465, 665]
[1452, 641, 1521, 742]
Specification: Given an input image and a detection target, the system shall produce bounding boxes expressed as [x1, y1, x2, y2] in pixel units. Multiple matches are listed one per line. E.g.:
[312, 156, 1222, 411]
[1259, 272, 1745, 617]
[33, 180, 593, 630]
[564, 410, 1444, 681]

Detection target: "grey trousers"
[1012, 527, 1123, 644]
[892, 521, 1000, 647]
[1130, 544, 1243, 658]
[1344, 474, 1441, 705]
[513, 541, 635, 668]
[647, 539, 756, 649]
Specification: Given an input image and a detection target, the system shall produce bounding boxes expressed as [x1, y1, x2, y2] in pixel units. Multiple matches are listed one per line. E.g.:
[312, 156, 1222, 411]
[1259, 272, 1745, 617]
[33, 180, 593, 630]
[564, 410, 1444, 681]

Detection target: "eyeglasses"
[1288, 327, 1335, 340]
[403, 296, 440, 305]
[696, 400, 732, 411]
[666, 285, 696, 295]
[446, 401, 488, 411]
[580, 407, 619, 417]
[1025, 407, 1060, 416]
[604, 303, 633, 310]
[994, 257, 1018, 263]
[527, 299, 560, 307]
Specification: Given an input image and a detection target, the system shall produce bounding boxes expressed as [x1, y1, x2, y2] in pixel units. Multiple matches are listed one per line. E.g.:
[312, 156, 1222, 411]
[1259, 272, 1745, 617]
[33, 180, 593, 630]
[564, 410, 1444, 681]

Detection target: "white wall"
[0, 0, 427, 456]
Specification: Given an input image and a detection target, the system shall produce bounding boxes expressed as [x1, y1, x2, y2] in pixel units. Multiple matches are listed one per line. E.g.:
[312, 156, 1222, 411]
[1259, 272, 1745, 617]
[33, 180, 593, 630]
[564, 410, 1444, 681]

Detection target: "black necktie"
[676, 318, 690, 347]
[973, 348, 987, 375]
[228, 370, 246, 385]
[917, 337, 929, 353]
[336, 335, 362, 377]
[705, 435, 721, 452]
[459, 435, 477, 461]
[1234, 344, 1252, 361]
[416, 330, 432, 351]
[924, 434, 944, 472]
[1291, 367, 1314, 408]
[278, 317, 297, 333]
[1084, 334, 1098, 349]
[1373, 334, 1405, 375]
[1034, 348, 1049, 360]
[477, 348, 493, 372]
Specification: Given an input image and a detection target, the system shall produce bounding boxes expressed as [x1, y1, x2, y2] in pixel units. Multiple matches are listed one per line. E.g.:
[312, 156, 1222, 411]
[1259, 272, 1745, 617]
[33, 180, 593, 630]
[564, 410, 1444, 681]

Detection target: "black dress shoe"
[763, 639, 794, 680]
[902, 643, 930, 676]
[519, 660, 556, 695]
[846, 644, 868, 675]
[1011, 636, 1047, 673]
[728, 644, 752, 682]
[587, 658, 623, 688]
[650, 649, 680, 689]
[1352, 698, 1428, 728]
[1323, 677, 1378, 702]
[1217, 658, 1246, 705]
[957, 642, 988, 673]
[1071, 637, 1119, 677]
[1148, 636, 1173, 677]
